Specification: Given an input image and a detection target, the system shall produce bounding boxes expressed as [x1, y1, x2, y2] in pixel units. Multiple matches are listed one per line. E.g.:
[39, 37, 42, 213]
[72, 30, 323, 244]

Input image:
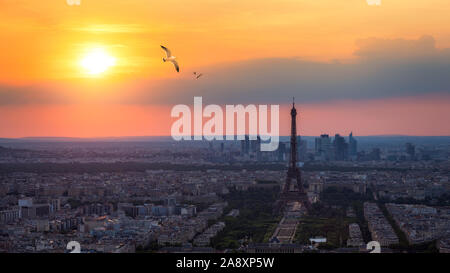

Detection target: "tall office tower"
[333, 134, 349, 161]
[257, 136, 261, 151]
[278, 142, 286, 162]
[314, 136, 322, 154]
[299, 139, 307, 162]
[275, 99, 310, 213]
[315, 134, 332, 161]
[241, 135, 250, 155]
[349, 132, 358, 157]
[405, 143, 415, 159]
[245, 135, 250, 154]
[220, 142, 224, 153]
[296, 136, 302, 160]
[256, 136, 262, 161]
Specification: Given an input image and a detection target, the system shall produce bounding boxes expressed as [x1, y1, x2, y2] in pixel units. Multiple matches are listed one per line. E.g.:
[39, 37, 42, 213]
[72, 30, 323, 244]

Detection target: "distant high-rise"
[333, 134, 348, 161]
[278, 142, 286, 162]
[349, 132, 358, 157]
[315, 134, 332, 161]
[250, 136, 261, 153]
[245, 135, 250, 154]
[405, 143, 415, 159]
[299, 139, 307, 162]
[241, 135, 251, 155]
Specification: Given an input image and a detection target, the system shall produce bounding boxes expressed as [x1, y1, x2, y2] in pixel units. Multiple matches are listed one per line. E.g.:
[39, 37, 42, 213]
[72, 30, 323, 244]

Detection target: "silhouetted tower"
[289, 101, 299, 171]
[276, 98, 310, 213]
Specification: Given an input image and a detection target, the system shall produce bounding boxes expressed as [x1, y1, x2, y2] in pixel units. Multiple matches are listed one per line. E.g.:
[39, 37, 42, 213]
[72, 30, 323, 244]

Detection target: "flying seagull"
[193, 72, 203, 79]
[160, 45, 179, 72]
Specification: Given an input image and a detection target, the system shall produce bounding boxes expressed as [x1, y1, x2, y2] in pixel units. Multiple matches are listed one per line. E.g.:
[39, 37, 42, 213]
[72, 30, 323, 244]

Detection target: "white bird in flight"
[160, 45, 179, 72]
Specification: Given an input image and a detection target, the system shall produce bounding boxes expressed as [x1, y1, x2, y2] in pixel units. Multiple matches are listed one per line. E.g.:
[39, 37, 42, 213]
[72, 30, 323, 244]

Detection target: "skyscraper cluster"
[314, 132, 358, 161]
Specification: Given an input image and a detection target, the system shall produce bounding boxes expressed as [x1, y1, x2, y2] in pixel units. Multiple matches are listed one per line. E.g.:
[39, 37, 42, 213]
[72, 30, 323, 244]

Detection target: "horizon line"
[1, 134, 450, 140]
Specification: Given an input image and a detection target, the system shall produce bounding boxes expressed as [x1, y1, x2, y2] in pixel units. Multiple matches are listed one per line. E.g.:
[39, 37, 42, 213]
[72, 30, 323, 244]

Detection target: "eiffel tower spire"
[290, 98, 298, 170]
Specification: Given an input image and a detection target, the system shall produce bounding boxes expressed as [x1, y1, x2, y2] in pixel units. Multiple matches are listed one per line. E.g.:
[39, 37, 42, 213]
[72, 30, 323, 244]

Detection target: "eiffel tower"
[275, 98, 311, 213]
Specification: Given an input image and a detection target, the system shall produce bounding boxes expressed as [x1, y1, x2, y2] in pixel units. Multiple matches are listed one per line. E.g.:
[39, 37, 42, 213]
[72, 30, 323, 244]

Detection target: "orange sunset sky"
[0, 0, 450, 138]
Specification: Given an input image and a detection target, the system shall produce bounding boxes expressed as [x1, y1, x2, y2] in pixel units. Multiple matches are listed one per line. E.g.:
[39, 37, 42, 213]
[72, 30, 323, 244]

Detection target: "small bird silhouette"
[193, 72, 203, 79]
[160, 45, 179, 72]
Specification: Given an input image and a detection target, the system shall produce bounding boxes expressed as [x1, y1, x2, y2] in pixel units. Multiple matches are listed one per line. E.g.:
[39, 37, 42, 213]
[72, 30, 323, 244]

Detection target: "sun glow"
[80, 48, 116, 75]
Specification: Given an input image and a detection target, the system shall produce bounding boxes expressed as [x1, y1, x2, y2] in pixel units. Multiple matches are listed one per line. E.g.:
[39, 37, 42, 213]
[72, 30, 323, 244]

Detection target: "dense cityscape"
[1, 133, 449, 253]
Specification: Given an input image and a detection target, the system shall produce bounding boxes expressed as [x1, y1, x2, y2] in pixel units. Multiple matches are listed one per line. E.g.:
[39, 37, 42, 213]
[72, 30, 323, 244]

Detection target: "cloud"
[1, 36, 449, 106]
[66, 0, 81, 6]
[354, 35, 439, 60]
[366, 0, 381, 6]
[0, 84, 72, 105]
[366, 0, 382, 6]
[123, 35, 450, 105]
[69, 24, 148, 33]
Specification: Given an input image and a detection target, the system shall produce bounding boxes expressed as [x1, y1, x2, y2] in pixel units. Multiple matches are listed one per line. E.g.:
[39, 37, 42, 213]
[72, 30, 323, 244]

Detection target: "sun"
[80, 48, 116, 75]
